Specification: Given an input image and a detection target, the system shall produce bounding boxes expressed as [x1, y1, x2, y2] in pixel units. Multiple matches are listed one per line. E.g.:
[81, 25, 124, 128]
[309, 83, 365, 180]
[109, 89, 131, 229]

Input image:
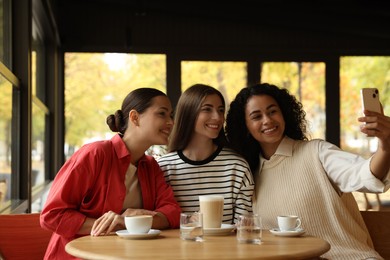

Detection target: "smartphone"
[360, 88, 382, 114]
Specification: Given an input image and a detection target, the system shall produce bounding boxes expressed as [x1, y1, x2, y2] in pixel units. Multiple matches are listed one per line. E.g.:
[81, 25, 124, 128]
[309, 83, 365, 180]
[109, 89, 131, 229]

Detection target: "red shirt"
[40, 134, 181, 259]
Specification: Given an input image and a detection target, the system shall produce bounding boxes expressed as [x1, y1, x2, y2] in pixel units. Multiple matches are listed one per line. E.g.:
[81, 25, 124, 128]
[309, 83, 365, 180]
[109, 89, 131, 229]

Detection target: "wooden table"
[65, 229, 330, 260]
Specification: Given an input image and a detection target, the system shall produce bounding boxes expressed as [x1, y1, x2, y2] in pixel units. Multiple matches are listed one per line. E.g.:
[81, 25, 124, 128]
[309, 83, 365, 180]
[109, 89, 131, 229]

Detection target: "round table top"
[66, 229, 330, 260]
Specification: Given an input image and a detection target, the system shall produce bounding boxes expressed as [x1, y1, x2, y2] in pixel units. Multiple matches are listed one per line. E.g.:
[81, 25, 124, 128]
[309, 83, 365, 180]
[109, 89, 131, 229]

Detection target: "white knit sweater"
[253, 138, 383, 260]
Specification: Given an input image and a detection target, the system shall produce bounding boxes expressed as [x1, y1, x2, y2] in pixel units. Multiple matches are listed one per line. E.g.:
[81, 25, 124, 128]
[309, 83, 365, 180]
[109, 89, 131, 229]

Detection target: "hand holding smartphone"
[360, 88, 382, 114]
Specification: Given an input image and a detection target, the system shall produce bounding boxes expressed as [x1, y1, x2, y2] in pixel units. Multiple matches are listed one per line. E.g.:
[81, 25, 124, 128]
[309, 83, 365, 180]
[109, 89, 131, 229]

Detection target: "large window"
[62, 53, 390, 212]
[261, 62, 326, 139]
[181, 61, 247, 106]
[340, 56, 390, 210]
[0, 74, 12, 205]
[0, 0, 16, 213]
[340, 56, 390, 156]
[64, 53, 166, 158]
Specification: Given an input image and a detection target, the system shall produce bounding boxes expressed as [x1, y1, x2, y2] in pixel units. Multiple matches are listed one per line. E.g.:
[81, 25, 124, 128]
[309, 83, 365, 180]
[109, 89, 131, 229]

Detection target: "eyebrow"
[201, 103, 225, 109]
[156, 106, 170, 112]
[248, 104, 277, 116]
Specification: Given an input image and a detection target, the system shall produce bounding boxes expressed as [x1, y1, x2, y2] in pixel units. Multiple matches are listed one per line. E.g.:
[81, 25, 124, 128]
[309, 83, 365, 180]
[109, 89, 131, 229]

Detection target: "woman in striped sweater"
[225, 83, 390, 260]
[157, 84, 254, 225]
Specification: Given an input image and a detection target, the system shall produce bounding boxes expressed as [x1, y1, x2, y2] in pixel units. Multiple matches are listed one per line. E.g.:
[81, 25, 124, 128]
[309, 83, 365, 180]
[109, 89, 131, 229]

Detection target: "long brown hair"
[168, 84, 227, 152]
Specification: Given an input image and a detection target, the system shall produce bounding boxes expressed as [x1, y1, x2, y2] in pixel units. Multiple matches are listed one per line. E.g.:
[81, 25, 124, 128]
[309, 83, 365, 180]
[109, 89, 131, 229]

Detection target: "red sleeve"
[40, 142, 118, 238]
[40, 150, 91, 238]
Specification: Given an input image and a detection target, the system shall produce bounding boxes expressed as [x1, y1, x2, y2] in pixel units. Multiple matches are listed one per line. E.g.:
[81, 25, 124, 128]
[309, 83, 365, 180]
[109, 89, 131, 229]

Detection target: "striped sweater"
[157, 146, 254, 224]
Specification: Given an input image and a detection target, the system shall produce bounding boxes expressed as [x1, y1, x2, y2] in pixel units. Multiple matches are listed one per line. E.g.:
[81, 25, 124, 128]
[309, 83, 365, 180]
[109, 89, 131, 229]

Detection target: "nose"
[212, 110, 224, 121]
[167, 117, 174, 126]
[262, 114, 272, 123]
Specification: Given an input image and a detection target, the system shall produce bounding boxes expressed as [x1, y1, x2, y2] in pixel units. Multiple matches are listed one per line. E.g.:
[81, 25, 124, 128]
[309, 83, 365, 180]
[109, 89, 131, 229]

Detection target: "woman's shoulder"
[156, 151, 180, 163]
[220, 147, 250, 163]
[294, 138, 340, 153]
[74, 139, 113, 156]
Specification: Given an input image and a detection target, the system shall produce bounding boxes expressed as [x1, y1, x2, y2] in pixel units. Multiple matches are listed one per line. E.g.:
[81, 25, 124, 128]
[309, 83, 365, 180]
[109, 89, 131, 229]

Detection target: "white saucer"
[269, 228, 305, 237]
[116, 229, 161, 239]
[204, 224, 236, 236]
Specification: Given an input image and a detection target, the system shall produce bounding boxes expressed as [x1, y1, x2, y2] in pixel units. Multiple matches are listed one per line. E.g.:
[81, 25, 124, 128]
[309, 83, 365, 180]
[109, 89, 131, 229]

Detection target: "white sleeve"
[318, 140, 390, 193]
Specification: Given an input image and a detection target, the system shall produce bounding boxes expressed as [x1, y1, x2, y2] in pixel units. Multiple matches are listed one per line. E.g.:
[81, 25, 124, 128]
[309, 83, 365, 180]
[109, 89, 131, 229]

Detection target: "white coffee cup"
[277, 215, 301, 231]
[199, 195, 224, 228]
[124, 215, 153, 234]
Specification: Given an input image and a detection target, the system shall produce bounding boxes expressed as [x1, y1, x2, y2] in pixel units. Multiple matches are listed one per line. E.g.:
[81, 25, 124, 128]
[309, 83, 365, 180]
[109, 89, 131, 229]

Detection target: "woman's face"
[245, 94, 285, 151]
[193, 94, 225, 141]
[137, 95, 173, 145]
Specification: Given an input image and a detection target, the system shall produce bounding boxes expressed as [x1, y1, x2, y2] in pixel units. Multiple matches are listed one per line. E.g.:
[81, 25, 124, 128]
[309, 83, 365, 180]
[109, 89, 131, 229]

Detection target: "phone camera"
[372, 93, 377, 98]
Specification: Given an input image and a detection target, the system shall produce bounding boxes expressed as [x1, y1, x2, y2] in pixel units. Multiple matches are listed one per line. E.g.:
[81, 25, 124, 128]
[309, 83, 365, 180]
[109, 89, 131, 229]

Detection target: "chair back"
[0, 213, 52, 260]
[360, 210, 390, 259]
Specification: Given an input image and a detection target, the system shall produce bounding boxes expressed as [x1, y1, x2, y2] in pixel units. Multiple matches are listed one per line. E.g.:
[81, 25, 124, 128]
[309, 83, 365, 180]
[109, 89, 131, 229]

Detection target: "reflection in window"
[0, 0, 10, 65]
[261, 62, 326, 139]
[32, 101, 46, 187]
[0, 74, 12, 204]
[181, 61, 247, 106]
[0, 0, 4, 62]
[64, 53, 166, 159]
[32, 47, 46, 101]
[32, 43, 48, 190]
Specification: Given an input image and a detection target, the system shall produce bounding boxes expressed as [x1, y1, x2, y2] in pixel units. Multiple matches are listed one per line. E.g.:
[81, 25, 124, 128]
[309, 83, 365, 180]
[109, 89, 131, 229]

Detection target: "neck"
[183, 139, 217, 161]
[260, 138, 284, 160]
[122, 133, 150, 164]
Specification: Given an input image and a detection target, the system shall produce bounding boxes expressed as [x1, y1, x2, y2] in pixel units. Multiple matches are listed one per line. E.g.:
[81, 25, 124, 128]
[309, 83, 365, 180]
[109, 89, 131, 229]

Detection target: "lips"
[262, 126, 277, 134]
[206, 124, 220, 129]
[161, 129, 171, 136]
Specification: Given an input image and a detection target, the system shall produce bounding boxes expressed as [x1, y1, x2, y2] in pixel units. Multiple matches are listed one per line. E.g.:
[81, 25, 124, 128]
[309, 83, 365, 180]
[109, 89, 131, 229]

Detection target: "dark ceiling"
[54, 0, 390, 53]
[56, 1, 390, 36]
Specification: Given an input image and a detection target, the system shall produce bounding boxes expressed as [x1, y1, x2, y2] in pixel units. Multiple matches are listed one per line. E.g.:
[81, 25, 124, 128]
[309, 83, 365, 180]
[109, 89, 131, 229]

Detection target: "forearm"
[370, 149, 390, 180]
[77, 217, 96, 235]
[151, 212, 170, 230]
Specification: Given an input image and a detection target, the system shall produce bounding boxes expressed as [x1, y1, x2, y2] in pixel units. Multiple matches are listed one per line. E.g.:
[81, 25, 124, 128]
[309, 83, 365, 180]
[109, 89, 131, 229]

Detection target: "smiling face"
[138, 95, 173, 145]
[193, 94, 225, 141]
[245, 94, 285, 158]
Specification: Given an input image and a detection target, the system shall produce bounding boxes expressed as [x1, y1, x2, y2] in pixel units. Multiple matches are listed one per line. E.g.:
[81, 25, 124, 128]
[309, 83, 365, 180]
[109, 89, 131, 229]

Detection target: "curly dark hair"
[225, 83, 308, 172]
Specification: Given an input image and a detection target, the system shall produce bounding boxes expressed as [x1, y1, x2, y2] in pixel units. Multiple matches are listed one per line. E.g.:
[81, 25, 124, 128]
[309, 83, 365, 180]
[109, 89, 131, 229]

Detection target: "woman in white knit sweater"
[225, 83, 390, 260]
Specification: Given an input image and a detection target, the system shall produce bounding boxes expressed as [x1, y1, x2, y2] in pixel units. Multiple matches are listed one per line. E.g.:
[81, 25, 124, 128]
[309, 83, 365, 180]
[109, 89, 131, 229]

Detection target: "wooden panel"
[360, 211, 390, 260]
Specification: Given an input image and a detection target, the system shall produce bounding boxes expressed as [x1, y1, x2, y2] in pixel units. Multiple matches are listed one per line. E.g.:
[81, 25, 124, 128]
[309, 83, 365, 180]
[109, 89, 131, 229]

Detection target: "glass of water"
[180, 212, 204, 242]
[236, 213, 262, 244]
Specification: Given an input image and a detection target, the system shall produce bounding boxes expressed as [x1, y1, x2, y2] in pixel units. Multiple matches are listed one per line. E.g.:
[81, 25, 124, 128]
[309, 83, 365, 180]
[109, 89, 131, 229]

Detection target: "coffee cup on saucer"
[277, 215, 301, 231]
[125, 215, 153, 234]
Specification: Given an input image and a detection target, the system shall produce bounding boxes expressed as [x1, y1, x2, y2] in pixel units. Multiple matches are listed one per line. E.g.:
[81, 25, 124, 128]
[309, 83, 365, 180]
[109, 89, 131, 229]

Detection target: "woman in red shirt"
[40, 88, 181, 259]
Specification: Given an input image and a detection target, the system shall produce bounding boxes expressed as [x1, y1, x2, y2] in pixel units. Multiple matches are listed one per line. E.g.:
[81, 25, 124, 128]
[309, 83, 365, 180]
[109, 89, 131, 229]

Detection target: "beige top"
[122, 163, 142, 210]
[253, 137, 383, 260]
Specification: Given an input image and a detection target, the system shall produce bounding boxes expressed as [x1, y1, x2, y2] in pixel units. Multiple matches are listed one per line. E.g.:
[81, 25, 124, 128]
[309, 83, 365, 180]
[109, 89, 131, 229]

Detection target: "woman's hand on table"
[90, 209, 159, 236]
[90, 211, 125, 236]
